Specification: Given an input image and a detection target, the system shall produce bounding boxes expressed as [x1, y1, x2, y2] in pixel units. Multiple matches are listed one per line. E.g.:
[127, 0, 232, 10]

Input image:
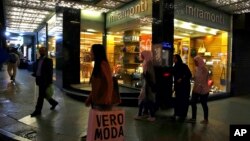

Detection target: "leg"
[134, 101, 145, 120]
[138, 101, 145, 116]
[12, 64, 17, 81]
[180, 96, 190, 119]
[7, 64, 13, 80]
[190, 93, 199, 120]
[46, 98, 58, 110]
[147, 101, 155, 118]
[31, 85, 45, 116]
[200, 93, 209, 121]
[147, 101, 156, 121]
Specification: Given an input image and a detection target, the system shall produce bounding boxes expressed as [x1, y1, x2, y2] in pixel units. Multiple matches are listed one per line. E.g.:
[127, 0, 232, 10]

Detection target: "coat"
[33, 57, 53, 88]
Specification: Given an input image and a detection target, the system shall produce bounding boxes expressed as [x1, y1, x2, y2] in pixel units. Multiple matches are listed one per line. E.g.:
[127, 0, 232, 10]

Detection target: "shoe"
[134, 116, 143, 120]
[200, 120, 209, 124]
[50, 101, 58, 110]
[178, 117, 186, 122]
[186, 118, 196, 123]
[30, 111, 41, 117]
[147, 117, 156, 122]
[170, 116, 176, 121]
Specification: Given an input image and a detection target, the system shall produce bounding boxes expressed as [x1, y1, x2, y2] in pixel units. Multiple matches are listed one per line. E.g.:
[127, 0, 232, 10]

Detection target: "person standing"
[85, 44, 120, 109]
[172, 54, 192, 120]
[30, 47, 58, 117]
[7, 47, 20, 83]
[188, 55, 210, 124]
[134, 50, 156, 122]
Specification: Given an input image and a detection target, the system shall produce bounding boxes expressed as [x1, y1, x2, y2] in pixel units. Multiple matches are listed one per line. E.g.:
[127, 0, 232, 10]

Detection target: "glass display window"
[80, 32, 102, 83]
[107, 26, 152, 88]
[174, 19, 229, 95]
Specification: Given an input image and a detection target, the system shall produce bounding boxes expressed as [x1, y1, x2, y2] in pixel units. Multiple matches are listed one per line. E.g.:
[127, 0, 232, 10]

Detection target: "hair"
[174, 54, 183, 64]
[91, 44, 108, 77]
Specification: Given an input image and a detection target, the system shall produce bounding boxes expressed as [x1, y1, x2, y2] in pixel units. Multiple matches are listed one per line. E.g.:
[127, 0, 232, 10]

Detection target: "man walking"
[31, 47, 58, 117]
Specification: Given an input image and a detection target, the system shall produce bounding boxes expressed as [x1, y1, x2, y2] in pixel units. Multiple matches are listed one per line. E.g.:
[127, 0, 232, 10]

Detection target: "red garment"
[89, 61, 113, 105]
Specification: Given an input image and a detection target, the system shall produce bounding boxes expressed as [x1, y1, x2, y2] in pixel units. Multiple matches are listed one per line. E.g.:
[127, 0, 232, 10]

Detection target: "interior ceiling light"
[103, 0, 121, 8]
[4, 0, 111, 33]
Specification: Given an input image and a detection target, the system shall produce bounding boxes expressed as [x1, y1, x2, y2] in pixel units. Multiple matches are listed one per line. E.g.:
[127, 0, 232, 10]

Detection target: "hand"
[85, 97, 91, 107]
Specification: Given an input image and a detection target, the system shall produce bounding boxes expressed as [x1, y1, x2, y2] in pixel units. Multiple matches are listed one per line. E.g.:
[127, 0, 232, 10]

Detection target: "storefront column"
[0, 0, 6, 48]
[152, 0, 174, 65]
[232, 13, 250, 96]
[62, 8, 81, 88]
[152, 0, 174, 108]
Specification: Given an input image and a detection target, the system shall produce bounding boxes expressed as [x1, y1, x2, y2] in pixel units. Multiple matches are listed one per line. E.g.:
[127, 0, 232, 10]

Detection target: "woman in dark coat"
[172, 54, 192, 120]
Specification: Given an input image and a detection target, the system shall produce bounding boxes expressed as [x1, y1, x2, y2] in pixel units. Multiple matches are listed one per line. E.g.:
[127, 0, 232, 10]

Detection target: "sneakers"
[186, 118, 196, 123]
[134, 116, 143, 120]
[147, 117, 156, 122]
[200, 120, 209, 124]
[50, 101, 58, 110]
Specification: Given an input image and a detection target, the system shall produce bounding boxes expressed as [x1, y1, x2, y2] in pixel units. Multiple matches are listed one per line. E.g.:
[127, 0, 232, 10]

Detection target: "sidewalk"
[1, 65, 250, 141]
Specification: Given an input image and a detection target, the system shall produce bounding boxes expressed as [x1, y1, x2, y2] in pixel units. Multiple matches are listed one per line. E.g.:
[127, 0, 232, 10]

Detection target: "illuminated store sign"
[175, 0, 231, 31]
[109, 0, 148, 23]
[185, 5, 225, 25]
[107, 0, 151, 28]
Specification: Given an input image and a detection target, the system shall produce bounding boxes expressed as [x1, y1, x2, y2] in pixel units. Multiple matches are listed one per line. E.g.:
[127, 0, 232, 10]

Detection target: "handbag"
[220, 67, 226, 85]
[46, 84, 54, 99]
[198, 42, 206, 53]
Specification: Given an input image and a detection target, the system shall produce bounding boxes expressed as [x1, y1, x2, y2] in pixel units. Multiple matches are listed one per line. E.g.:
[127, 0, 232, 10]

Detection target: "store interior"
[104, 19, 228, 95]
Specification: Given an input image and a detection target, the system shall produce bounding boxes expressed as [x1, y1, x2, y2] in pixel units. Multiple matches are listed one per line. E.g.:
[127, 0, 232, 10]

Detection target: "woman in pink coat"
[188, 55, 210, 124]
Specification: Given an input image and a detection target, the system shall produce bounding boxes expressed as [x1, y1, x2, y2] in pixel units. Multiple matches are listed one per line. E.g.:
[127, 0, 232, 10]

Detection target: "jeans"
[190, 93, 209, 120]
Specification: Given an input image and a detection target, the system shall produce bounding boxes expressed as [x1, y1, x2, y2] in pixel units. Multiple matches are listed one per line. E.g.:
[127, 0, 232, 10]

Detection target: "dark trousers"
[138, 100, 155, 117]
[35, 85, 57, 112]
[190, 93, 209, 120]
[174, 95, 189, 118]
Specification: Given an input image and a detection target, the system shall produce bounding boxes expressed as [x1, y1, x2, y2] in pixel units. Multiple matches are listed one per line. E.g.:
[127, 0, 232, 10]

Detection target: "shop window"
[80, 32, 102, 83]
[174, 23, 229, 95]
[107, 30, 152, 88]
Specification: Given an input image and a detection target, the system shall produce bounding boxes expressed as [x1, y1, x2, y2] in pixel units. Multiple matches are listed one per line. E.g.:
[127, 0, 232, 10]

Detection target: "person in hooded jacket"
[134, 50, 156, 122]
[188, 55, 210, 124]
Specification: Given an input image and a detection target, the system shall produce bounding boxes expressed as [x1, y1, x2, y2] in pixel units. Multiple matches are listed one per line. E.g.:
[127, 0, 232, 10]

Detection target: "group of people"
[133, 52, 210, 124]
[172, 54, 209, 124]
[3, 44, 209, 125]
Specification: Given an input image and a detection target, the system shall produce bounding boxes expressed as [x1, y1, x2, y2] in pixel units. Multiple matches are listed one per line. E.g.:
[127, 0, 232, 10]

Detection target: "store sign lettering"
[94, 114, 124, 140]
[109, 0, 149, 23]
[185, 5, 225, 24]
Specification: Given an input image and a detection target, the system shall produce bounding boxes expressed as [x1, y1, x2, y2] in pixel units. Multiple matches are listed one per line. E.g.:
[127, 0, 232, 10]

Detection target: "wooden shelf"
[124, 52, 140, 54]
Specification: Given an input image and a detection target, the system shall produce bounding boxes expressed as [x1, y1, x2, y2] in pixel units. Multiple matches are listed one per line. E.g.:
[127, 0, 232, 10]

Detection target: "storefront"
[174, 0, 232, 96]
[104, 0, 231, 96]
[61, 0, 231, 99]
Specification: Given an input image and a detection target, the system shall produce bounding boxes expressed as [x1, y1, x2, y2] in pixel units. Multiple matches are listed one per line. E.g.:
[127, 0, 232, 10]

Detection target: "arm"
[101, 61, 113, 103]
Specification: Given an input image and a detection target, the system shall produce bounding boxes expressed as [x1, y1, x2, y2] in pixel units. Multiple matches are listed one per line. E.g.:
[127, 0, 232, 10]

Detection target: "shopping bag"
[86, 108, 125, 141]
[46, 84, 54, 99]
